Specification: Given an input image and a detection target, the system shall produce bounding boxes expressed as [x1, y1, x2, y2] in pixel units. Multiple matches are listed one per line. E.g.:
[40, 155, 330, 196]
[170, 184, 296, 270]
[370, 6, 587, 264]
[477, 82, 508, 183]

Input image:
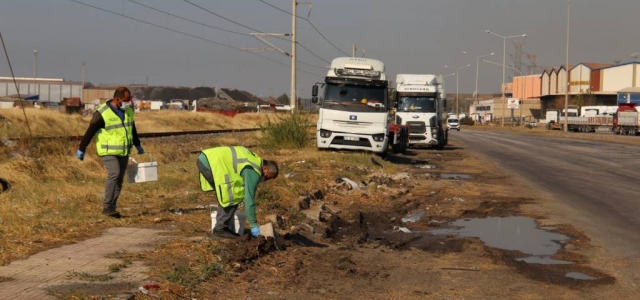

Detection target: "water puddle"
[439, 173, 473, 180]
[565, 272, 596, 280]
[516, 256, 574, 265]
[402, 211, 425, 223]
[430, 217, 572, 264]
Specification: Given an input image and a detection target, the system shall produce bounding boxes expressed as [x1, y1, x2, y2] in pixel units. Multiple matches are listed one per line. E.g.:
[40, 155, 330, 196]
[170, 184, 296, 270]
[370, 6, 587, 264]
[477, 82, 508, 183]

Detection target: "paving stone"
[0, 227, 173, 300]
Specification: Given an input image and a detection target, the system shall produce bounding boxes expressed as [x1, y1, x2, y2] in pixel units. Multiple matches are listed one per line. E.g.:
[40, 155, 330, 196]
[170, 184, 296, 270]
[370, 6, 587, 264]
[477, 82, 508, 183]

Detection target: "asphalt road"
[452, 130, 640, 257]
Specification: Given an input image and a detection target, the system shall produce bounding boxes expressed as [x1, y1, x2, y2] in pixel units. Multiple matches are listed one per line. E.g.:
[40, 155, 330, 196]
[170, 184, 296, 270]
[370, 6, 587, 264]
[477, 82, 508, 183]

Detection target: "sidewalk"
[0, 227, 174, 299]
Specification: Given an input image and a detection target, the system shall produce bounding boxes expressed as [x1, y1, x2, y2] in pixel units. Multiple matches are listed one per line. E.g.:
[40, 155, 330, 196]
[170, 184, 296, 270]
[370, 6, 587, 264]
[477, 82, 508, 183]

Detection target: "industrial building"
[0, 77, 90, 103]
[538, 60, 640, 113]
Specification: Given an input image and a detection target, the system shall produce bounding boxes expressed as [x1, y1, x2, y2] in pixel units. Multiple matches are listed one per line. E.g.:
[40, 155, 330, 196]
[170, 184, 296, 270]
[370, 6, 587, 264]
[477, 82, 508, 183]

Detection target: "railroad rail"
[2, 128, 261, 142]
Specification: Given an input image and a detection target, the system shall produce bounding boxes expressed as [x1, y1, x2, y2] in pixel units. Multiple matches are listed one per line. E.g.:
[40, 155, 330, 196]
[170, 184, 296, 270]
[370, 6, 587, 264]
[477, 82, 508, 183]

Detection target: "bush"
[460, 116, 475, 126]
[259, 112, 313, 149]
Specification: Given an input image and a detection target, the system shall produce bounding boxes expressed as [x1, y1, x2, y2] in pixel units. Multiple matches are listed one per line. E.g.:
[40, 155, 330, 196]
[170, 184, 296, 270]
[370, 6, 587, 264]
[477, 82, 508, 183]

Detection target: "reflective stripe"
[104, 123, 124, 131]
[230, 147, 261, 172]
[97, 105, 109, 113]
[229, 146, 238, 173]
[104, 121, 134, 131]
[224, 174, 234, 203]
[100, 144, 128, 150]
[236, 158, 261, 170]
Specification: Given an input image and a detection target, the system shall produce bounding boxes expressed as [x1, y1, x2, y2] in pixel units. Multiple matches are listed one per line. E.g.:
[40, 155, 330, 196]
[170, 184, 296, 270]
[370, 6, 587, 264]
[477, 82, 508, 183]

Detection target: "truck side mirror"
[311, 85, 319, 104]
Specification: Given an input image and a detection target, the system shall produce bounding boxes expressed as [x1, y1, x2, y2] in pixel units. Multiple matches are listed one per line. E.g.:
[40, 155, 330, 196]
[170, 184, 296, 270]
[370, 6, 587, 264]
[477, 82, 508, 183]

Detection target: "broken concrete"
[259, 222, 282, 250]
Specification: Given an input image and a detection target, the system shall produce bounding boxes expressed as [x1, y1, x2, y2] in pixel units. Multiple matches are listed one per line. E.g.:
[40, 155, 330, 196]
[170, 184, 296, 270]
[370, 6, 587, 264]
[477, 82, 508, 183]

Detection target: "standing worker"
[76, 87, 144, 218]
[197, 146, 279, 239]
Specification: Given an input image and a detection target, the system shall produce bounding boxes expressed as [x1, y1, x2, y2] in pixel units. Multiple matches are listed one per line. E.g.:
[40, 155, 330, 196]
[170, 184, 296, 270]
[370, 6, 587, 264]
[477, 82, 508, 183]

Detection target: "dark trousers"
[197, 158, 238, 231]
[101, 155, 129, 210]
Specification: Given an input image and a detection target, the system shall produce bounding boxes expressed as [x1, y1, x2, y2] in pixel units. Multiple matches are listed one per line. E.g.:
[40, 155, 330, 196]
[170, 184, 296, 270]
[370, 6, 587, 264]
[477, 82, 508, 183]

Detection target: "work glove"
[250, 226, 260, 237]
[135, 145, 145, 155]
[76, 149, 84, 161]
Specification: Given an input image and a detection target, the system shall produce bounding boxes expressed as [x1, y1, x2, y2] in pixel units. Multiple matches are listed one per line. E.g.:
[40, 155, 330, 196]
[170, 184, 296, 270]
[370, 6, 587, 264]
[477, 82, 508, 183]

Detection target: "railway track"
[3, 128, 261, 142]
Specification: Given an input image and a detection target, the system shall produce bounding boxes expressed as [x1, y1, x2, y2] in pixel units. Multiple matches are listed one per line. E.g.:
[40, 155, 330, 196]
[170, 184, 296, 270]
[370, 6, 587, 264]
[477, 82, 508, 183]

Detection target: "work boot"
[210, 227, 240, 240]
[102, 208, 122, 219]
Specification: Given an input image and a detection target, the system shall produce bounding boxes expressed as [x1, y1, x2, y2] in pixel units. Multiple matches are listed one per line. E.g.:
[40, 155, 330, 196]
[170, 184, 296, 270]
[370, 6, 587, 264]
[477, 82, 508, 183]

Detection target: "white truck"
[394, 74, 448, 148]
[311, 57, 408, 155]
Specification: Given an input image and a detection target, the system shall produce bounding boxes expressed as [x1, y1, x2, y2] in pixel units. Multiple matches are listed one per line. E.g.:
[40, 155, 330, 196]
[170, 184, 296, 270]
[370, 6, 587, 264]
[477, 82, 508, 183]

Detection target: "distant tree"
[277, 93, 290, 105]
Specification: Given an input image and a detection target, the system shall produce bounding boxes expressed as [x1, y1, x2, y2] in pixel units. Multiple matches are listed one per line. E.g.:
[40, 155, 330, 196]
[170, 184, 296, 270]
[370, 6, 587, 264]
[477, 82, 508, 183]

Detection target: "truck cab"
[311, 57, 395, 154]
[394, 74, 448, 148]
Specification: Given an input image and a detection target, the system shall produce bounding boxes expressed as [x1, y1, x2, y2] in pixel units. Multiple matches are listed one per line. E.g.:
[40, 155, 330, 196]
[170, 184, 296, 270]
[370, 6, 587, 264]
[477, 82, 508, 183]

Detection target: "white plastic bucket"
[127, 161, 158, 183]
[211, 211, 246, 235]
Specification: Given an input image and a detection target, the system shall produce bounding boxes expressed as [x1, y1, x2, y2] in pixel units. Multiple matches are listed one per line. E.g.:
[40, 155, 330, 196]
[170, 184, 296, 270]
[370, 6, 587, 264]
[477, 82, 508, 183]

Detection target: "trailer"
[613, 103, 640, 135]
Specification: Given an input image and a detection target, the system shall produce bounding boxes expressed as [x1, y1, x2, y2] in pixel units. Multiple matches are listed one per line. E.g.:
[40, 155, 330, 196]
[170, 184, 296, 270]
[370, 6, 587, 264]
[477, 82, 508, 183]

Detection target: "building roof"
[3, 94, 39, 101]
[557, 65, 574, 72]
[617, 87, 640, 93]
[541, 68, 554, 76]
[579, 62, 613, 69]
[598, 59, 640, 70]
[0, 77, 86, 85]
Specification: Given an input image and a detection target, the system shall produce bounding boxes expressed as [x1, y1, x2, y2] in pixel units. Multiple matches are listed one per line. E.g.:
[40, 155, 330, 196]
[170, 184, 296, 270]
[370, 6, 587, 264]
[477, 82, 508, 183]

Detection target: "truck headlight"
[431, 128, 438, 134]
[320, 129, 332, 138]
[432, 134, 438, 138]
[372, 133, 385, 142]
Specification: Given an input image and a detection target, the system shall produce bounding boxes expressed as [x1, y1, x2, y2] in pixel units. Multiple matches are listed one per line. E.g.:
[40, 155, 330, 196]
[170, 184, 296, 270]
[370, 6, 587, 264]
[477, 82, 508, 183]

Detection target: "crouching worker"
[197, 146, 279, 239]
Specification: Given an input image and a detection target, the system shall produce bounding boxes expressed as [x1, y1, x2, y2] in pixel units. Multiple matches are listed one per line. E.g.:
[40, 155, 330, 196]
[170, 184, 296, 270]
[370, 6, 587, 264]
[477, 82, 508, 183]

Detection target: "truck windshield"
[398, 96, 436, 112]
[323, 83, 387, 112]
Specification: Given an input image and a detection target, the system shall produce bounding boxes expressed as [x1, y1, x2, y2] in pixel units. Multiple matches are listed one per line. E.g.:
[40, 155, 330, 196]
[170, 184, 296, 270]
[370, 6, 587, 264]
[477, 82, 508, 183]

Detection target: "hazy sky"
[1, 0, 639, 98]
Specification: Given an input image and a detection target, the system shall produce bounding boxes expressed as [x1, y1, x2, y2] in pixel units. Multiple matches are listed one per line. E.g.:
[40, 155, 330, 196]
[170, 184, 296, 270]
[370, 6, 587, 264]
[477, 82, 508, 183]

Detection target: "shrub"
[259, 112, 313, 149]
[460, 116, 475, 126]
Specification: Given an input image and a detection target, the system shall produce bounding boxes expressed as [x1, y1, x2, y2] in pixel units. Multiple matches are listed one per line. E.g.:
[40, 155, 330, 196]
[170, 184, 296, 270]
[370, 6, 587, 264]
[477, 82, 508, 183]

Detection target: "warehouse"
[0, 77, 90, 102]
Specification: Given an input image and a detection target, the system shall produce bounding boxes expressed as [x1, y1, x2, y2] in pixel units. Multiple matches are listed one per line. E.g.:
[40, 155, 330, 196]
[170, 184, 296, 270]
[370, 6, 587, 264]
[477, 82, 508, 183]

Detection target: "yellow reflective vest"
[95, 102, 134, 157]
[199, 146, 263, 207]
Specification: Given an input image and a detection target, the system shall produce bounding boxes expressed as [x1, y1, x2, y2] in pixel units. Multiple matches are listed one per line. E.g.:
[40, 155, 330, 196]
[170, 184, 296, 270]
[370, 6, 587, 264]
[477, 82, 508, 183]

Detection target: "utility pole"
[290, 0, 297, 112]
[81, 61, 85, 102]
[564, 0, 570, 132]
[352, 43, 356, 57]
[146, 75, 149, 86]
[33, 50, 38, 95]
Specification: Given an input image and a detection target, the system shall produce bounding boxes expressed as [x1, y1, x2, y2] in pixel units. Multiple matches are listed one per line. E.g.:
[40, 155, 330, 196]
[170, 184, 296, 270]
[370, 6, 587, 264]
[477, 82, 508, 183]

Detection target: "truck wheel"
[391, 127, 408, 154]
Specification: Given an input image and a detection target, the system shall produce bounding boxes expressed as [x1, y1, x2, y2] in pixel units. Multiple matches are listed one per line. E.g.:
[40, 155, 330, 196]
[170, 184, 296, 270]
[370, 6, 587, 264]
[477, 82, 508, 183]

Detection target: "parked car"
[529, 120, 538, 127]
[447, 118, 460, 131]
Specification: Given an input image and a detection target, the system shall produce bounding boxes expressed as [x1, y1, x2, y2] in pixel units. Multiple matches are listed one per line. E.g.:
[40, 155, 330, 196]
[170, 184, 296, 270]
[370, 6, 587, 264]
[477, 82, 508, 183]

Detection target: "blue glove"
[135, 145, 144, 154]
[250, 226, 260, 237]
[76, 149, 84, 161]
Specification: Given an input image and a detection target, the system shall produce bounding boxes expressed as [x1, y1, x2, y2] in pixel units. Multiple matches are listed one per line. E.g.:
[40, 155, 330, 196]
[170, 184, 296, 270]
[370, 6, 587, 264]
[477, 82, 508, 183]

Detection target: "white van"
[447, 118, 460, 131]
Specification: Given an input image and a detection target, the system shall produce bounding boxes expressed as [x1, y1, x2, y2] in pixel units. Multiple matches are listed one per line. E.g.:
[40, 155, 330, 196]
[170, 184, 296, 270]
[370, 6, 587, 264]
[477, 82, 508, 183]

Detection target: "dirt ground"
[131, 138, 634, 300]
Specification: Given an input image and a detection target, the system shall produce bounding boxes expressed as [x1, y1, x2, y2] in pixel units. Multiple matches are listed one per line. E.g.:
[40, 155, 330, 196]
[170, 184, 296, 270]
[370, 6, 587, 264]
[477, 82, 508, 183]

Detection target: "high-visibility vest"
[199, 146, 263, 207]
[95, 101, 134, 157]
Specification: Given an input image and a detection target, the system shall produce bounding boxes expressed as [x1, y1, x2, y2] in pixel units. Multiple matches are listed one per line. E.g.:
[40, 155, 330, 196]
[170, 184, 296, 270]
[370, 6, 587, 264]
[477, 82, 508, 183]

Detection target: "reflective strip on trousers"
[224, 174, 234, 203]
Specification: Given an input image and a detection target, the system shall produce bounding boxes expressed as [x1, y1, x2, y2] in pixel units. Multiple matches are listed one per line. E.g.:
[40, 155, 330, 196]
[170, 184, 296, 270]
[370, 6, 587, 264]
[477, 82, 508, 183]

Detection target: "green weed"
[259, 112, 314, 149]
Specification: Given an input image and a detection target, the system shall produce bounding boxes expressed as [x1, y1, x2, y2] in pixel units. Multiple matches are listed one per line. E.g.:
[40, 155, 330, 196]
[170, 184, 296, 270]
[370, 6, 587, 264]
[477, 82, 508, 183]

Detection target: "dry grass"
[0, 108, 309, 138]
[0, 114, 394, 267]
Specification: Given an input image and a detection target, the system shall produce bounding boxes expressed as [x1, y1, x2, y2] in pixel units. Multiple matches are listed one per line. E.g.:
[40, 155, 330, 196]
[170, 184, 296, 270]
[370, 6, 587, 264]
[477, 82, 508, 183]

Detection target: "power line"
[257, 0, 350, 57]
[127, 0, 327, 66]
[182, 0, 328, 67]
[127, 0, 250, 37]
[69, 0, 321, 78]
[183, 0, 285, 40]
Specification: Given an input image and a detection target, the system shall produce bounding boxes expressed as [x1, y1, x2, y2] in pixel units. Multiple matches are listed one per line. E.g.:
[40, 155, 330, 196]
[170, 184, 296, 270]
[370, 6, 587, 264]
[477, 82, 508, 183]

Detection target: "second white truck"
[394, 74, 448, 149]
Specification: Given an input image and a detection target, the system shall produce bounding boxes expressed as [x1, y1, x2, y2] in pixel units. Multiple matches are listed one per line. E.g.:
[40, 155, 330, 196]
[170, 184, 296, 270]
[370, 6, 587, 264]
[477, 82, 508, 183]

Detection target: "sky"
[1, 0, 639, 98]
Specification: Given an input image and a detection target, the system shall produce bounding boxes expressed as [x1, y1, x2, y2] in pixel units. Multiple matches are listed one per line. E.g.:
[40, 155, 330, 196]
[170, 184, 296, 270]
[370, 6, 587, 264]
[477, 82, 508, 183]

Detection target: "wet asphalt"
[452, 130, 640, 257]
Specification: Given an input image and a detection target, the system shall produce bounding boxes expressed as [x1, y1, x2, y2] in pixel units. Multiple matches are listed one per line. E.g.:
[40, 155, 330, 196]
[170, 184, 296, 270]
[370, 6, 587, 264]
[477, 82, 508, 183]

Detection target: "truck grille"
[406, 121, 427, 134]
[332, 137, 372, 147]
